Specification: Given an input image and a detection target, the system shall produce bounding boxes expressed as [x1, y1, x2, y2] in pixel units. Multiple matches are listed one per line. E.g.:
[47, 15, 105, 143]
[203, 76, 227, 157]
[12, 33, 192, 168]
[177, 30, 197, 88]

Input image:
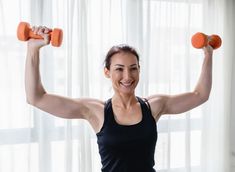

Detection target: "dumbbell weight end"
[191, 32, 208, 49]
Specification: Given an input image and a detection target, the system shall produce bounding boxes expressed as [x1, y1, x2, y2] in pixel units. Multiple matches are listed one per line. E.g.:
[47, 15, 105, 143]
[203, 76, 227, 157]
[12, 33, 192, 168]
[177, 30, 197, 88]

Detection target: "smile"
[120, 81, 134, 88]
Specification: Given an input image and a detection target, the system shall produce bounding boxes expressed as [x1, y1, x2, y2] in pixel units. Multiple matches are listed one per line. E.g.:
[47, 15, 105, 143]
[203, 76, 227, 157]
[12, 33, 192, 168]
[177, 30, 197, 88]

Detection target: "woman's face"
[104, 52, 140, 95]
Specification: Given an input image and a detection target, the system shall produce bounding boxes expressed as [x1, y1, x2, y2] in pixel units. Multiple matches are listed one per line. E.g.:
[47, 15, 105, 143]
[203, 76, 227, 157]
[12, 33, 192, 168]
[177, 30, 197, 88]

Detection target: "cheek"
[110, 72, 121, 81]
[135, 75, 140, 82]
[133, 71, 140, 78]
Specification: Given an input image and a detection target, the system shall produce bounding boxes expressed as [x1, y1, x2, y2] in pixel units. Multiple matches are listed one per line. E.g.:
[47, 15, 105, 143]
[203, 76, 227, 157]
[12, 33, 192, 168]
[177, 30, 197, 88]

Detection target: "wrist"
[27, 46, 40, 57]
[204, 52, 213, 58]
[203, 46, 213, 58]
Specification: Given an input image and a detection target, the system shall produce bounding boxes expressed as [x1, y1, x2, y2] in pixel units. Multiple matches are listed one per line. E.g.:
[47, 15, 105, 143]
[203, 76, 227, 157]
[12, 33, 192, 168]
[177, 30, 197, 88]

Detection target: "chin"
[119, 85, 137, 95]
[121, 90, 135, 95]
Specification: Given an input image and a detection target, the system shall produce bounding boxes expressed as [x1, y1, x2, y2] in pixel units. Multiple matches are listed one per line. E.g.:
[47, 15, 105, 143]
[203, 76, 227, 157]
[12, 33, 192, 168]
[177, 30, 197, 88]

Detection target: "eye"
[115, 68, 123, 71]
[130, 67, 138, 71]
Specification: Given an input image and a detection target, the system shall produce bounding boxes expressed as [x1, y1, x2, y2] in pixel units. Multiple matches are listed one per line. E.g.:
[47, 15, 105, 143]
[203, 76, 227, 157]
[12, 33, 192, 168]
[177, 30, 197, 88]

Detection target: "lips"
[120, 81, 134, 88]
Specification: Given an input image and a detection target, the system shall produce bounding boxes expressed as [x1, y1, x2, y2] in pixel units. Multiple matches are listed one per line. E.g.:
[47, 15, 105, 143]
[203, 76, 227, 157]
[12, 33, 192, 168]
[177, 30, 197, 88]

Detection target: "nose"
[123, 69, 131, 80]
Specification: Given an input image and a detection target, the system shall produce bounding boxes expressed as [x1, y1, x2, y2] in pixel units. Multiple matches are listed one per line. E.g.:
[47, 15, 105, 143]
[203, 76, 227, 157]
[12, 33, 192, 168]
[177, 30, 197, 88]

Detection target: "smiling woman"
[25, 17, 213, 171]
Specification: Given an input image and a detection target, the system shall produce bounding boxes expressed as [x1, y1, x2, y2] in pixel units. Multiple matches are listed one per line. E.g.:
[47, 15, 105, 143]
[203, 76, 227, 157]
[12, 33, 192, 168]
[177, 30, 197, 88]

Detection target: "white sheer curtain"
[223, 0, 235, 171]
[0, 0, 234, 172]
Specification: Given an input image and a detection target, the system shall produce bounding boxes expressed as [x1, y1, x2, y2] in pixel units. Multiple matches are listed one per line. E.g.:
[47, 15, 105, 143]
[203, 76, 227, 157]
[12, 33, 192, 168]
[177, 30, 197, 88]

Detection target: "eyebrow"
[114, 64, 138, 67]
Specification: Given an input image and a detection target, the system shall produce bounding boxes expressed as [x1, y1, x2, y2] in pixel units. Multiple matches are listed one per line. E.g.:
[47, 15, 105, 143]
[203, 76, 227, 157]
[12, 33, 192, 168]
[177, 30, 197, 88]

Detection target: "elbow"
[26, 98, 31, 105]
[201, 95, 209, 103]
[26, 95, 44, 106]
[26, 91, 46, 106]
[193, 91, 210, 104]
[26, 97, 37, 106]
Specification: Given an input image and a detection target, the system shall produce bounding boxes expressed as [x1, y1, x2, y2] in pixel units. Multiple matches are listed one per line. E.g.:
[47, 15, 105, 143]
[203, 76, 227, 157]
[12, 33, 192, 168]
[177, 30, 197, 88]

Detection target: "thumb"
[41, 33, 51, 45]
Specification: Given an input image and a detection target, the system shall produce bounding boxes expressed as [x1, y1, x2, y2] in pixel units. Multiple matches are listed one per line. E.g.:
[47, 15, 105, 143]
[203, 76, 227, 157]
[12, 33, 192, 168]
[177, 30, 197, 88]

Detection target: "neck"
[112, 93, 138, 109]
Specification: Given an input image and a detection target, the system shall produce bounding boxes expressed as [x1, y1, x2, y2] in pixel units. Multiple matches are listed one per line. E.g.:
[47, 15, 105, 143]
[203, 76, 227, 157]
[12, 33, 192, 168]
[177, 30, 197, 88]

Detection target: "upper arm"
[30, 93, 104, 119]
[147, 91, 208, 118]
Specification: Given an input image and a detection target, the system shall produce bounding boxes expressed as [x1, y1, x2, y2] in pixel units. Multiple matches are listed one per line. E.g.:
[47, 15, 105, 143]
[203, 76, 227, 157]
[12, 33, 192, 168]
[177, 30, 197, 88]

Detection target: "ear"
[104, 67, 110, 78]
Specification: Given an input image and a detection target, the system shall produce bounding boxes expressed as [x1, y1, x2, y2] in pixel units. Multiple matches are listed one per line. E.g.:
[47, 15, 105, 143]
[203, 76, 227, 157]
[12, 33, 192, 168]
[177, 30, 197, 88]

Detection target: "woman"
[25, 26, 213, 172]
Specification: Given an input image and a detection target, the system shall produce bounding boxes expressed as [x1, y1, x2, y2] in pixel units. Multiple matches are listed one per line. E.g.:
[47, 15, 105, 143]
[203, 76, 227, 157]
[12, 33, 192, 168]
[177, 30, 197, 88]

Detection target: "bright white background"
[0, 0, 234, 172]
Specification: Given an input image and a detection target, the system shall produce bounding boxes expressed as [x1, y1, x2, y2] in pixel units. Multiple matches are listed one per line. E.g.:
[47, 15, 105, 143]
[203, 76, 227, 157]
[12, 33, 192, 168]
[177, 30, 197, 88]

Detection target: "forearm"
[194, 50, 213, 101]
[25, 48, 46, 104]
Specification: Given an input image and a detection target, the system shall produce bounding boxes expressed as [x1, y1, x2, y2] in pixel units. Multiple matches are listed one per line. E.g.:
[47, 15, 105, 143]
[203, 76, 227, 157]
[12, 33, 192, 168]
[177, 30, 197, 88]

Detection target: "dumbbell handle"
[27, 29, 52, 40]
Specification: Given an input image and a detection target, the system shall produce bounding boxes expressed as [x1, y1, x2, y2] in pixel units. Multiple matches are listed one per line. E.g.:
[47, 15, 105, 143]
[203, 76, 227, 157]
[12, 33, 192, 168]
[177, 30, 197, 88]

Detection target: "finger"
[32, 26, 36, 32]
[33, 26, 43, 35]
[37, 26, 45, 35]
[32, 25, 52, 34]
[43, 26, 52, 34]
[33, 26, 39, 34]
[40, 26, 48, 33]
[41, 33, 51, 45]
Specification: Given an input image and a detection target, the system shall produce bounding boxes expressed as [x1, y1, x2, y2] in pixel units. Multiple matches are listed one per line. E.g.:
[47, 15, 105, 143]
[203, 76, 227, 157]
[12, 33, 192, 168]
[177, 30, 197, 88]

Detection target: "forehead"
[110, 52, 138, 66]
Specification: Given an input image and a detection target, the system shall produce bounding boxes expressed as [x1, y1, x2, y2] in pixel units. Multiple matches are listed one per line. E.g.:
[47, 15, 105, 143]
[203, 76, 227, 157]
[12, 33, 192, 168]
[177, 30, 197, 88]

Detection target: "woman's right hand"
[27, 26, 52, 51]
[203, 45, 213, 58]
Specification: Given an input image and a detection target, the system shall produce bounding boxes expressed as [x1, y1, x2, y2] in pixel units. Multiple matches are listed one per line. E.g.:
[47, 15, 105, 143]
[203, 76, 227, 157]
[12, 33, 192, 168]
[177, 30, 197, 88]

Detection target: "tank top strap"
[137, 97, 151, 113]
[143, 98, 151, 110]
[104, 98, 112, 110]
[137, 97, 157, 135]
[104, 98, 112, 117]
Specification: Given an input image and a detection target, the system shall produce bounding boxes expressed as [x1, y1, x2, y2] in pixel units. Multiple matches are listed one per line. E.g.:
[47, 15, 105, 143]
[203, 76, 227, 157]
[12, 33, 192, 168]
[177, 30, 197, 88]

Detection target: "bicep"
[148, 91, 207, 117]
[31, 93, 102, 119]
[162, 91, 207, 115]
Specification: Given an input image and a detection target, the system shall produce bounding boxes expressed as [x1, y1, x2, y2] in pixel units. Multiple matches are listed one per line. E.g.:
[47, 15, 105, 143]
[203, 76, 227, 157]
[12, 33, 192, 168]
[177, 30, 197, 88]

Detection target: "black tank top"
[96, 97, 158, 172]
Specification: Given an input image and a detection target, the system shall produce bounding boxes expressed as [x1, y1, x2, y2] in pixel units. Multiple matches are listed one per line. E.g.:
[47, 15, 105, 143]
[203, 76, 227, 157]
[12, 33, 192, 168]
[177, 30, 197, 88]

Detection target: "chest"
[112, 104, 142, 126]
[98, 105, 157, 147]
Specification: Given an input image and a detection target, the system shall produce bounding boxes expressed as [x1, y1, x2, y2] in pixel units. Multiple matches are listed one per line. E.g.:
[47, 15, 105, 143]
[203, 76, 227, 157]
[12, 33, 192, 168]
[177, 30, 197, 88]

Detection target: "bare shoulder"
[75, 97, 105, 133]
[145, 94, 167, 121]
[74, 97, 105, 118]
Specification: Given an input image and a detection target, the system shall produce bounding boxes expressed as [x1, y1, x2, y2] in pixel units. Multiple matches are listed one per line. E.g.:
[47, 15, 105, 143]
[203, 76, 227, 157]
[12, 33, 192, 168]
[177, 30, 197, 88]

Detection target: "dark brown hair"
[104, 44, 140, 70]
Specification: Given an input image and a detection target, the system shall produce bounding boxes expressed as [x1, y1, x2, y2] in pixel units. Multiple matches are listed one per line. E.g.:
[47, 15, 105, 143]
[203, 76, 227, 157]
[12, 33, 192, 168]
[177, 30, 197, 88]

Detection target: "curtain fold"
[0, 0, 233, 172]
[223, 0, 235, 171]
[200, 1, 230, 172]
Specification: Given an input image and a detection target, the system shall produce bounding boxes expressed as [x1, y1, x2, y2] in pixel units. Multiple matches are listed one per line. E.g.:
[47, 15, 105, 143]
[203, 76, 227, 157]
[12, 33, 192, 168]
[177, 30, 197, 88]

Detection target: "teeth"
[121, 82, 132, 87]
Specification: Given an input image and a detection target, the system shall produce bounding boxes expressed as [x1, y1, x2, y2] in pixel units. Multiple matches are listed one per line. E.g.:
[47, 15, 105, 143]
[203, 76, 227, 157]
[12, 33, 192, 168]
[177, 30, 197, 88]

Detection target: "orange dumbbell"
[17, 22, 63, 47]
[191, 32, 222, 49]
